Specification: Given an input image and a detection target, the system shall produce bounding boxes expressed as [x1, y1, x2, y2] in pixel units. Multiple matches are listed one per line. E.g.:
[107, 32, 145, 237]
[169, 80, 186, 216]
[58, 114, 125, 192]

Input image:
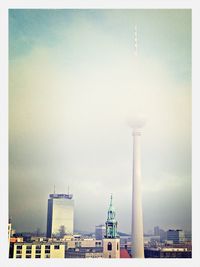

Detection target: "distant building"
[8, 218, 17, 257]
[144, 247, 191, 258]
[184, 231, 192, 242]
[152, 226, 167, 243]
[154, 226, 160, 236]
[95, 224, 106, 240]
[62, 235, 102, 248]
[8, 222, 12, 257]
[159, 229, 167, 242]
[8, 223, 11, 240]
[10, 237, 24, 243]
[30, 236, 46, 242]
[46, 193, 74, 238]
[66, 247, 103, 258]
[167, 229, 185, 244]
[103, 195, 120, 258]
[120, 235, 132, 249]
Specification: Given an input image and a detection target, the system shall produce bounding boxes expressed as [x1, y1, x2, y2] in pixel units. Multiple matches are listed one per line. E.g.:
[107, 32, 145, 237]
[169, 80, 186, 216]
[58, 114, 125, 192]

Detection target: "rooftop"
[49, 193, 73, 199]
[120, 249, 131, 258]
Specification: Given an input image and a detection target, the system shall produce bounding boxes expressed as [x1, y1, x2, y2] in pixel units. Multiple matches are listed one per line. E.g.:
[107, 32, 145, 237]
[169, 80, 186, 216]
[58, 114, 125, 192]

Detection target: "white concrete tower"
[130, 25, 145, 258]
[131, 121, 145, 258]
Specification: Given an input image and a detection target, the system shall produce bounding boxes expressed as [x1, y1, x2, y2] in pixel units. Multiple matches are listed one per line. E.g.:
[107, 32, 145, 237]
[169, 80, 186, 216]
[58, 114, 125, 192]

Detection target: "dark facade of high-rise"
[166, 229, 185, 244]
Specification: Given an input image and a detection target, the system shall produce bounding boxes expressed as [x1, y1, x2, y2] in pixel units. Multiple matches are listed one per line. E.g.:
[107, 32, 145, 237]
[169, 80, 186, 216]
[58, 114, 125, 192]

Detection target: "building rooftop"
[67, 247, 103, 253]
[13, 241, 67, 245]
[120, 249, 131, 258]
[49, 193, 73, 199]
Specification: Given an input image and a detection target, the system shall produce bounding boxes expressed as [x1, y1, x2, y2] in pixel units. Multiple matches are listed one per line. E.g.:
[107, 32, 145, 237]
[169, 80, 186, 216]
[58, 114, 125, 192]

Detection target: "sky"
[9, 9, 191, 234]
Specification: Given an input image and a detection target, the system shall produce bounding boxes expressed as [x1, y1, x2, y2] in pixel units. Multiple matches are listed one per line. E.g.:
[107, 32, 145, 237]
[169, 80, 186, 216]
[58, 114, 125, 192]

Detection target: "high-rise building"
[46, 193, 74, 238]
[103, 195, 120, 258]
[154, 226, 160, 236]
[166, 229, 185, 244]
[95, 224, 106, 240]
[159, 229, 167, 242]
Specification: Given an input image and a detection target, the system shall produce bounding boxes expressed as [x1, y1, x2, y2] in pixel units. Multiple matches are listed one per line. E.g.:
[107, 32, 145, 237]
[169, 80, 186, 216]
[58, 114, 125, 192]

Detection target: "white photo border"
[0, 1, 199, 267]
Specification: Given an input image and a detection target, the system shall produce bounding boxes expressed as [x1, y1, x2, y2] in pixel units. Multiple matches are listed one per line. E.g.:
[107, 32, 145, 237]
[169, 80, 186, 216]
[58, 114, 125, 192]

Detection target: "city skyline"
[9, 9, 191, 234]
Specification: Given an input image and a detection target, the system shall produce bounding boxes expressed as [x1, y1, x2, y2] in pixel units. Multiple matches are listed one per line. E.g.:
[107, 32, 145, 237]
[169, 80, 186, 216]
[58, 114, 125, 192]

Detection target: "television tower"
[131, 25, 144, 258]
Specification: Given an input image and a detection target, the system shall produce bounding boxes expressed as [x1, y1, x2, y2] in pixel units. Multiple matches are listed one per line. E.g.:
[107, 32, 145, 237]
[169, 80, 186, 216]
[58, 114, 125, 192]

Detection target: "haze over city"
[9, 9, 191, 234]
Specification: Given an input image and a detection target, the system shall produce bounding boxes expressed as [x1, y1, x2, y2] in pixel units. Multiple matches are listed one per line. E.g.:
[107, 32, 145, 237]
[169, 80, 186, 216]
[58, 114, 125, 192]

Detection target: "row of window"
[17, 249, 41, 254]
[16, 253, 50, 257]
[16, 255, 50, 259]
[15, 246, 60, 257]
[16, 244, 60, 252]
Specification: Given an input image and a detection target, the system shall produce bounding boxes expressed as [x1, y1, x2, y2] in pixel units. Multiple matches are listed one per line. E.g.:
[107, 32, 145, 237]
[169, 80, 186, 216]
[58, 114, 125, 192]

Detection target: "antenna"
[110, 193, 113, 205]
[54, 184, 56, 194]
[134, 24, 138, 57]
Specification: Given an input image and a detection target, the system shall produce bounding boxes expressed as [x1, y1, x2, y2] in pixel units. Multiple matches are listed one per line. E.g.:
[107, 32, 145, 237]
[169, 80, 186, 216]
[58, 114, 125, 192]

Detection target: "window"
[26, 255, 31, 258]
[36, 245, 41, 249]
[16, 245, 22, 250]
[45, 245, 51, 254]
[45, 254, 50, 258]
[54, 245, 60, 250]
[36, 250, 41, 254]
[26, 246, 32, 250]
[35, 255, 41, 258]
[26, 250, 32, 254]
[109, 255, 111, 258]
[75, 242, 81, 248]
[107, 242, 112, 251]
[16, 250, 22, 254]
[117, 242, 119, 250]
[16, 255, 22, 258]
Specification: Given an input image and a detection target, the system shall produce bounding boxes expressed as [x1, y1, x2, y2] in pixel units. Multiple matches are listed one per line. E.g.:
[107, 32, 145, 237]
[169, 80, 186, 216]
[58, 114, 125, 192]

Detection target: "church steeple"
[105, 194, 118, 238]
[107, 194, 115, 220]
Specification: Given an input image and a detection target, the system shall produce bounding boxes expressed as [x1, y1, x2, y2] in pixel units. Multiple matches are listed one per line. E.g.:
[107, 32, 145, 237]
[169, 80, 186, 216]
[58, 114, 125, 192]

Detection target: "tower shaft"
[131, 130, 144, 258]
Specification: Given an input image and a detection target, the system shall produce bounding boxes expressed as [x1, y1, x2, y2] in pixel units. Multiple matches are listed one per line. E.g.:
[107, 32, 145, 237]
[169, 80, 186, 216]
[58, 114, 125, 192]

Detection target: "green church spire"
[105, 194, 118, 238]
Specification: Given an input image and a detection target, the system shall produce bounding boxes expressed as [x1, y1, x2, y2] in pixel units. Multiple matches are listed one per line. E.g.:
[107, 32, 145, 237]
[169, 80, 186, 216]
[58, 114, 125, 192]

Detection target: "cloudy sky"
[9, 9, 191, 234]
